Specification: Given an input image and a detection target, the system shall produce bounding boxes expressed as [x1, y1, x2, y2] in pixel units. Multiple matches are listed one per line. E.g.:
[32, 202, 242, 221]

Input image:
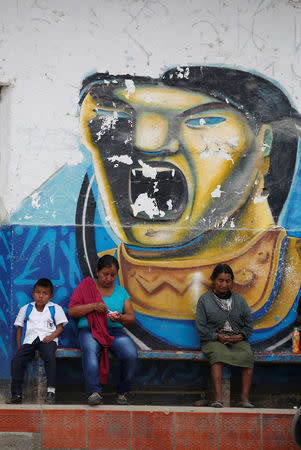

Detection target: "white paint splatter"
[166, 199, 173, 210]
[108, 155, 133, 165]
[253, 193, 268, 203]
[176, 66, 184, 78]
[145, 93, 153, 103]
[153, 181, 159, 193]
[138, 160, 157, 179]
[31, 192, 41, 209]
[96, 113, 118, 141]
[125, 79, 135, 99]
[221, 216, 228, 226]
[226, 136, 239, 148]
[190, 272, 204, 305]
[131, 193, 165, 218]
[184, 67, 190, 79]
[199, 138, 234, 162]
[211, 185, 223, 198]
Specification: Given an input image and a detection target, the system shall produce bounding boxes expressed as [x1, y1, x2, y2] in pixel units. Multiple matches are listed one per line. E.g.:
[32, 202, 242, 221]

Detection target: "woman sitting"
[195, 263, 254, 408]
[69, 255, 137, 406]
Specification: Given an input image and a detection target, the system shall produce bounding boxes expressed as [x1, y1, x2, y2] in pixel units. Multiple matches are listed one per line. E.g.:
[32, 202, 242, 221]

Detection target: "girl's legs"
[211, 362, 223, 402]
[241, 367, 253, 403]
[109, 328, 137, 395]
[78, 328, 102, 395]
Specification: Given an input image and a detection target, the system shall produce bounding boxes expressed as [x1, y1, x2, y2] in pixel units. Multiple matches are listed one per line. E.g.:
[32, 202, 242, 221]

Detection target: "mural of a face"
[80, 83, 272, 248]
[78, 67, 301, 350]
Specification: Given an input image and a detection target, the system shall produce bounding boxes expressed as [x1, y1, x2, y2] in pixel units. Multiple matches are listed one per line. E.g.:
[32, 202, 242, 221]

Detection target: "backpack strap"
[21, 303, 34, 344]
[48, 305, 56, 325]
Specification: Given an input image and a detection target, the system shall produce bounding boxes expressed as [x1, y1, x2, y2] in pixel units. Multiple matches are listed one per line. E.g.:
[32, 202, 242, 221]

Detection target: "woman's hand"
[108, 311, 121, 322]
[93, 302, 108, 314]
[218, 333, 244, 345]
[218, 333, 232, 345]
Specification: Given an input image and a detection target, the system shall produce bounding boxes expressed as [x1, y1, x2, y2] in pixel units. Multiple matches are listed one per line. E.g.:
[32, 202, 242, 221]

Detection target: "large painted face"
[80, 83, 269, 247]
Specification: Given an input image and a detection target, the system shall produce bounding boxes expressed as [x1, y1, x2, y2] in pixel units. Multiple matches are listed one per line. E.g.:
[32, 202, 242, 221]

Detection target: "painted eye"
[93, 109, 132, 119]
[186, 117, 226, 128]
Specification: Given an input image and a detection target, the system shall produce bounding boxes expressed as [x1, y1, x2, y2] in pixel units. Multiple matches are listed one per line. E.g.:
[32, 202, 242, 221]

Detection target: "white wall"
[1, 0, 301, 219]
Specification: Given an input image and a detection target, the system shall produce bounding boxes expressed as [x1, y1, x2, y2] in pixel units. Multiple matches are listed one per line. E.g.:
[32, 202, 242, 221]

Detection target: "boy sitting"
[6, 278, 68, 404]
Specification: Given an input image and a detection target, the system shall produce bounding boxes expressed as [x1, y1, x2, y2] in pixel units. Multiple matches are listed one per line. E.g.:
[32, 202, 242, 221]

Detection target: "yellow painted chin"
[131, 225, 185, 246]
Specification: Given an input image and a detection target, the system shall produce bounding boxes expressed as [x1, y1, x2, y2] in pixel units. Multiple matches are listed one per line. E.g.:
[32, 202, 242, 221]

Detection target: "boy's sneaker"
[45, 392, 56, 404]
[88, 392, 104, 406]
[6, 394, 22, 404]
[116, 394, 128, 405]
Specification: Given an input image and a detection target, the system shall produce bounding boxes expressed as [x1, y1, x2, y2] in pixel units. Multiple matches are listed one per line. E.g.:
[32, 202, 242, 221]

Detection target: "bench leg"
[23, 357, 47, 403]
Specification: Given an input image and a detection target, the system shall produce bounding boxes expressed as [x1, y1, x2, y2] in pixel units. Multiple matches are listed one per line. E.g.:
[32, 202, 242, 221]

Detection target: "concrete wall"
[0, 0, 301, 383]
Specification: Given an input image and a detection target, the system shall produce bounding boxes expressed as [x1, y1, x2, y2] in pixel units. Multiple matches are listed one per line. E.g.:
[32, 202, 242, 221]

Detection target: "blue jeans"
[78, 327, 138, 396]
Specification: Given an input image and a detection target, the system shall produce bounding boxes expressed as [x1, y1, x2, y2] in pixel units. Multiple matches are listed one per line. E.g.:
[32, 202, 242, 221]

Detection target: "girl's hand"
[108, 311, 121, 322]
[94, 303, 108, 313]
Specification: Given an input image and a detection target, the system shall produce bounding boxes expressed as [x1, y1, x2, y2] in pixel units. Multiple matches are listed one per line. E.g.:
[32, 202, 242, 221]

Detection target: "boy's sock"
[47, 387, 55, 393]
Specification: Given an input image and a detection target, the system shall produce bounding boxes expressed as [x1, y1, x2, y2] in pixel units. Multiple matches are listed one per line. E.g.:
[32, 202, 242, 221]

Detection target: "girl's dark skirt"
[201, 340, 254, 368]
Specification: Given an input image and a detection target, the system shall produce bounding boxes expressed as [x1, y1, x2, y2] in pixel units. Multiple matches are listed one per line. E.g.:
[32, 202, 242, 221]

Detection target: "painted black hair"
[210, 264, 234, 281]
[33, 278, 54, 294]
[96, 255, 119, 272]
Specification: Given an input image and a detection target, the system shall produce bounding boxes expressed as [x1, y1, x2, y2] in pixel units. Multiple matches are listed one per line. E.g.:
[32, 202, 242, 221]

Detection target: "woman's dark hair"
[210, 264, 234, 281]
[96, 255, 119, 272]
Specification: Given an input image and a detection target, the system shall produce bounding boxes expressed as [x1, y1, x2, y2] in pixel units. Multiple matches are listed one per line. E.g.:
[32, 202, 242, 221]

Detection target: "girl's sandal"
[211, 400, 224, 408]
[238, 401, 255, 408]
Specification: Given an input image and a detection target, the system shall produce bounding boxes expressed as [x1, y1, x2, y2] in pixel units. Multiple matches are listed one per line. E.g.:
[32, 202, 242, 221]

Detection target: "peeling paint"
[254, 193, 268, 203]
[108, 155, 133, 165]
[138, 160, 157, 179]
[221, 216, 228, 226]
[211, 185, 223, 198]
[166, 199, 173, 210]
[131, 192, 164, 218]
[31, 192, 41, 209]
[125, 79, 135, 99]
[95, 113, 118, 141]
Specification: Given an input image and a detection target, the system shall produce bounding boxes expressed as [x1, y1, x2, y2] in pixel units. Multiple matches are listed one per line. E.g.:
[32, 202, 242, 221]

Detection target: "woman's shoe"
[211, 400, 224, 408]
[238, 400, 255, 408]
[88, 392, 104, 406]
[116, 394, 128, 405]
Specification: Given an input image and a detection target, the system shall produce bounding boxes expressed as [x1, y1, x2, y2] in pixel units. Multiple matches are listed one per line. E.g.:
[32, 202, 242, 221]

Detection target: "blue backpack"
[21, 303, 56, 344]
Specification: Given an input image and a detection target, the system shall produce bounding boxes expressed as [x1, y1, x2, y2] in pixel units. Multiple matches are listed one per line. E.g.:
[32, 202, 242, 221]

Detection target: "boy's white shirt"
[14, 301, 68, 345]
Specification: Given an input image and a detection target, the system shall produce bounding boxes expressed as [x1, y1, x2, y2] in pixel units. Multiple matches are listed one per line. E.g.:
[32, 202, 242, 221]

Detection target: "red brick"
[175, 411, 217, 450]
[132, 410, 173, 450]
[0, 409, 41, 432]
[88, 410, 130, 449]
[262, 413, 297, 449]
[43, 409, 86, 449]
[219, 412, 261, 450]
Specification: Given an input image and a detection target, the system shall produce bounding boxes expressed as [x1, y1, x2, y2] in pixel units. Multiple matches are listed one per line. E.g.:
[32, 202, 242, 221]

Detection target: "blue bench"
[23, 348, 301, 405]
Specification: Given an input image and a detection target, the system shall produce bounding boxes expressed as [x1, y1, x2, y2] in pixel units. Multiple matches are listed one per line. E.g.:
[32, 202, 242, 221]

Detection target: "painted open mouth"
[129, 164, 187, 221]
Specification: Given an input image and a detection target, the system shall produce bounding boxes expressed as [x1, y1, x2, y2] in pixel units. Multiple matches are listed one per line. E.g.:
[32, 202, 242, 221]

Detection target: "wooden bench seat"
[23, 348, 301, 405]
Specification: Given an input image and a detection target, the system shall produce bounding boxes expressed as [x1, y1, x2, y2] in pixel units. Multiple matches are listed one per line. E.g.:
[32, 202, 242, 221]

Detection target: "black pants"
[11, 337, 57, 395]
